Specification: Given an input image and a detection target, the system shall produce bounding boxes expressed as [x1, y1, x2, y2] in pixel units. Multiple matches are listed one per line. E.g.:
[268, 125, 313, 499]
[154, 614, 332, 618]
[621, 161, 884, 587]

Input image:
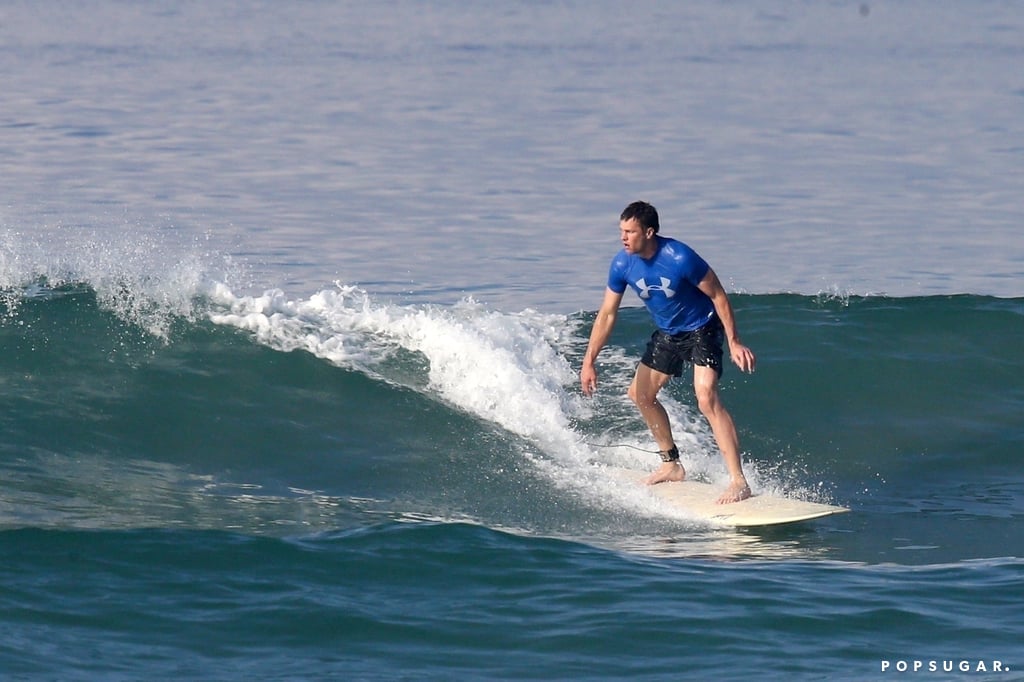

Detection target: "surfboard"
[611, 468, 849, 527]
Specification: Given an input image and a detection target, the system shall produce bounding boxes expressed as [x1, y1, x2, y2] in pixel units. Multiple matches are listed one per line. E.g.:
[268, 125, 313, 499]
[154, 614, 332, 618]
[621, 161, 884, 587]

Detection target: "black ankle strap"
[659, 446, 680, 462]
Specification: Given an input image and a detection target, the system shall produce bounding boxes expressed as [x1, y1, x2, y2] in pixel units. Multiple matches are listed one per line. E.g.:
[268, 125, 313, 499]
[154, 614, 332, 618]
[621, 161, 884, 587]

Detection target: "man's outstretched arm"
[581, 287, 624, 395]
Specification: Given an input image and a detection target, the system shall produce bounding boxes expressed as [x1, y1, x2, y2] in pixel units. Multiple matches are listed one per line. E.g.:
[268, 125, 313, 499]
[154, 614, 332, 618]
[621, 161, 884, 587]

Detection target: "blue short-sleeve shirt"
[607, 236, 715, 334]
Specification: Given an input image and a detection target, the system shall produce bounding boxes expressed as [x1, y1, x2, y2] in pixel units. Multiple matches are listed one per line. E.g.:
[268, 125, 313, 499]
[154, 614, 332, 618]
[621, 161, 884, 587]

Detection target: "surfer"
[580, 201, 757, 504]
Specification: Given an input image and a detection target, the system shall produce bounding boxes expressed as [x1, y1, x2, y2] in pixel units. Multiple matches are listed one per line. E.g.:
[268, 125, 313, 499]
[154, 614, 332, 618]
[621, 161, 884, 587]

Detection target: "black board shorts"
[640, 317, 725, 378]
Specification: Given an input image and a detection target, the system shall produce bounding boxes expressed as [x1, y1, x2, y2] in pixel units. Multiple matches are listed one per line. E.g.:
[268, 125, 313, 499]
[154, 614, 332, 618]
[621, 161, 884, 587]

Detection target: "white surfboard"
[611, 468, 849, 527]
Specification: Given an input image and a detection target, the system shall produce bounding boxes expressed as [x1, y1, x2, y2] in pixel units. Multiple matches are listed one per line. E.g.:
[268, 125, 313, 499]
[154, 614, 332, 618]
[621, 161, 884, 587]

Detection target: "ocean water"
[1, 2, 1023, 680]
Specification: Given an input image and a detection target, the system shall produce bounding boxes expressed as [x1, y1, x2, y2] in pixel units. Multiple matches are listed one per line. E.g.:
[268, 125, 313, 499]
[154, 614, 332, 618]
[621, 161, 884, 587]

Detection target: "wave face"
[2, 281, 1023, 679]
[2, 282, 1020, 555]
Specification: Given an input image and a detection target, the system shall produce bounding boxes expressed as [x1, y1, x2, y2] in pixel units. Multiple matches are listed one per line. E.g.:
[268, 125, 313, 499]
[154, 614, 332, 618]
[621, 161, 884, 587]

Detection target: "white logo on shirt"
[635, 277, 675, 299]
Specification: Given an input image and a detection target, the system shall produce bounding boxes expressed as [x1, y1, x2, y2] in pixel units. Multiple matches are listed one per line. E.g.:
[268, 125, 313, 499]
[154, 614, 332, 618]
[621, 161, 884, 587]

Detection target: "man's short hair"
[620, 201, 660, 234]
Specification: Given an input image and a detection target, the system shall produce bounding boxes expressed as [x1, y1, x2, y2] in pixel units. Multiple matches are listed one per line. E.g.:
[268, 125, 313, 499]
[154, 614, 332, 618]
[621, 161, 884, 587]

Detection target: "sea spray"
[0, 224, 240, 338]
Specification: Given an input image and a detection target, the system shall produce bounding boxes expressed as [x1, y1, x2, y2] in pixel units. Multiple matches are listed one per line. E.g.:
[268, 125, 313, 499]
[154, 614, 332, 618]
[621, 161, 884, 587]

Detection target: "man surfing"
[580, 201, 756, 504]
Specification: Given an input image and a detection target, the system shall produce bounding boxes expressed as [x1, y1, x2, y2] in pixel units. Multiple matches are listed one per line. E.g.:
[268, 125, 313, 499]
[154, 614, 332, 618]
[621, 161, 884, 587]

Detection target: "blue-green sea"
[2, 2, 1023, 680]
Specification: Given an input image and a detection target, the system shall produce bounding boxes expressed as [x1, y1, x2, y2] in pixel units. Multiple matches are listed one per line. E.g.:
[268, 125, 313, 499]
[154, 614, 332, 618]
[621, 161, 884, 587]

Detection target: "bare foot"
[645, 461, 685, 485]
[716, 480, 752, 505]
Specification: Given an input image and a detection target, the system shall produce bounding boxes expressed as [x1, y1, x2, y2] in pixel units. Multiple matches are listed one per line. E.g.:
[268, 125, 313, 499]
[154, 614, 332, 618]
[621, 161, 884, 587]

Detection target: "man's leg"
[628, 363, 685, 484]
[693, 364, 751, 504]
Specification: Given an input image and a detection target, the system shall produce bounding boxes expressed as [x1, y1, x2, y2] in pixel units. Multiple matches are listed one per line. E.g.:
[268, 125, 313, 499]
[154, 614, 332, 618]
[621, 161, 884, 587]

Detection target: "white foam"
[208, 283, 585, 445]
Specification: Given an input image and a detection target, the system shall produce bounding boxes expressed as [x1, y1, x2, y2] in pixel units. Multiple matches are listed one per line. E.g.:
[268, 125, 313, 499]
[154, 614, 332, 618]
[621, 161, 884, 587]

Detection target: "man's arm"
[581, 287, 625, 395]
[698, 268, 756, 374]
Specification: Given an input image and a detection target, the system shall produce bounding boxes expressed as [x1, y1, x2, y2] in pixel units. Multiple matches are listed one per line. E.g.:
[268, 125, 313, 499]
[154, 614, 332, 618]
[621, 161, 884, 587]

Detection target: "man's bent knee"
[694, 384, 721, 417]
[629, 386, 657, 409]
[693, 367, 722, 415]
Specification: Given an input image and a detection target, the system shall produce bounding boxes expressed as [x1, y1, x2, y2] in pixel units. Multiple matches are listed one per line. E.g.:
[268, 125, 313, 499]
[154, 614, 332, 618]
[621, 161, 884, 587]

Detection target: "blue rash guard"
[607, 236, 716, 335]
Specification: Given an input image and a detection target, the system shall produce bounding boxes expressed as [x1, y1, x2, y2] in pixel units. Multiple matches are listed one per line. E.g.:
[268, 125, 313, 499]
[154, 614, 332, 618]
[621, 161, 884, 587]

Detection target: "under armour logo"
[635, 277, 675, 299]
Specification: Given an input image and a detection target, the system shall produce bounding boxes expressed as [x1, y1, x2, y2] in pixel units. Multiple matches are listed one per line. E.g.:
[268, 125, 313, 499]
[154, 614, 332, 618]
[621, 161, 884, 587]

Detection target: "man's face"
[619, 217, 653, 255]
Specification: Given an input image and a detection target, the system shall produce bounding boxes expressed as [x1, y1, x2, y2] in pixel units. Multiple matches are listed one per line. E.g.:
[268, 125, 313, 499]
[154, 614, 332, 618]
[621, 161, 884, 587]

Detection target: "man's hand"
[730, 342, 756, 374]
[581, 362, 599, 396]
